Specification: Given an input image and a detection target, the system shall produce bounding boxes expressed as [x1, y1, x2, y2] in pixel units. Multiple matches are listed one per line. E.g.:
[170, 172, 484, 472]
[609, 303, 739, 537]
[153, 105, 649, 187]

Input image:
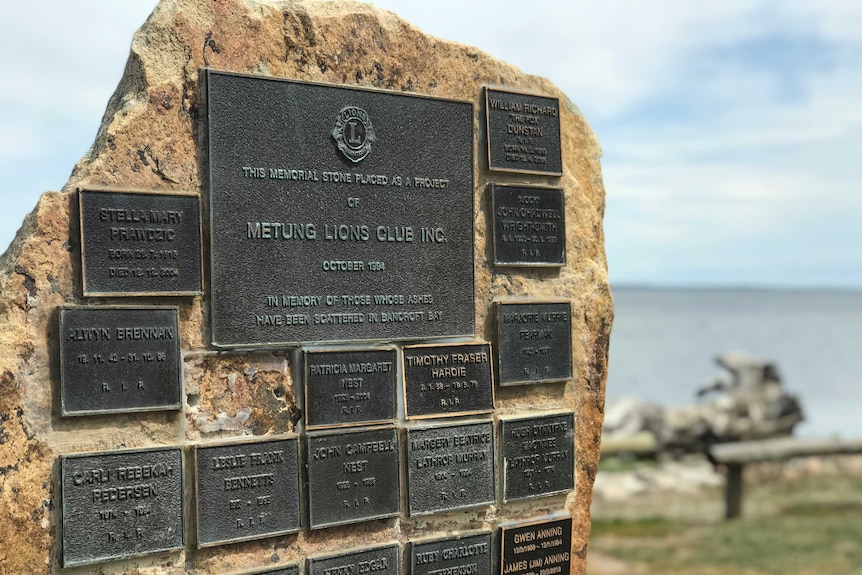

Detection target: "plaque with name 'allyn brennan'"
[484, 88, 562, 176]
[60, 446, 184, 567]
[78, 188, 202, 296]
[495, 301, 573, 385]
[306, 426, 400, 529]
[59, 306, 181, 416]
[194, 436, 301, 547]
[500, 412, 574, 502]
[402, 342, 494, 419]
[304, 347, 397, 429]
[499, 517, 572, 575]
[206, 70, 475, 347]
[405, 421, 495, 516]
[410, 532, 492, 575]
[491, 185, 566, 266]
[308, 544, 400, 575]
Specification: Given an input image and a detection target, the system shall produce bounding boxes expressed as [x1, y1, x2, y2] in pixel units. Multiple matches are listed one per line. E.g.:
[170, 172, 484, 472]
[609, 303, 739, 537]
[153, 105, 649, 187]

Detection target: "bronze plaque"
[308, 545, 400, 575]
[194, 436, 301, 547]
[402, 342, 494, 419]
[306, 426, 400, 529]
[410, 532, 492, 575]
[490, 185, 566, 266]
[495, 301, 573, 385]
[405, 421, 495, 516]
[206, 70, 475, 347]
[304, 348, 397, 429]
[499, 517, 572, 575]
[484, 88, 562, 176]
[500, 413, 574, 502]
[59, 306, 181, 416]
[78, 188, 202, 296]
[60, 447, 183, 567]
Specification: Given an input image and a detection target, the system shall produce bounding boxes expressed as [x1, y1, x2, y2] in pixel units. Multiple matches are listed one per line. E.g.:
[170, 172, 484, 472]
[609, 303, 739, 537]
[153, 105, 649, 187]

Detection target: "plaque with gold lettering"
[194, 436, 301, 547]
[206, 70, 475, 347]
[499, 517, 572, 575]
[500, 412, 574, 502]
[59, 306, 181, 416]
[60, 446, 183, 567]
[78, 188, 202, 296]
[494, 301, 573, 385]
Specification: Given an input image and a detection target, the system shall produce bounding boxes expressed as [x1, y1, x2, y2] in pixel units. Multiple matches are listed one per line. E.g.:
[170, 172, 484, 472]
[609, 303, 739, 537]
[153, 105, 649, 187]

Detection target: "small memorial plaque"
[308, 544, 400, 575]
[304, 348, 397, 429]
[484, 88, 562, 176]
[79, 188, 202, 296]
[194, 436, 301, 547]
[59, 306, 181, 416]
[490, 185, 566, 266]
[410, 532, 492, 575]
[495, 302, 573, 385]
[235, 565, 299, 575]
[402, 342, 494, 419]
[60, 446, 183, 567]
[499, 517, 572, 575]
[306, 426, 400, 529]
[206, 70, 475, 347]
[500, 413, 574, 502]
[405, 421, 495, 516]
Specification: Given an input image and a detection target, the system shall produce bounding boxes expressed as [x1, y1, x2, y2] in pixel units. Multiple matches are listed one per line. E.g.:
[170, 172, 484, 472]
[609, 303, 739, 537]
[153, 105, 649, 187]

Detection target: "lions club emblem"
[331, 106, 376, 163]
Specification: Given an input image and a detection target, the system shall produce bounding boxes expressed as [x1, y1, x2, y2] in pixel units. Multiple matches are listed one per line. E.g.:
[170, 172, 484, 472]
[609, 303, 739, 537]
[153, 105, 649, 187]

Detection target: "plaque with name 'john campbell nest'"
[78, 188, 202, 296]
[59, 306, 181, 416]
[206, 70, 475, 347]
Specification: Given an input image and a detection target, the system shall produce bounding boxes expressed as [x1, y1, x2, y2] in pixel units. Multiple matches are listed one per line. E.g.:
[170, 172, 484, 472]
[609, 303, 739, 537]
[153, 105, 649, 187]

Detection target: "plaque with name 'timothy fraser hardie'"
[495, 301, 573, 385]
[206, 70, 475, 348]
[500, 412, 574, 502]
[60, 447, 184, 567]
[194, 436, 301, 547]
[410, 532, 492, 575]
[308, 544, 400, 575]
[59, 306, 181, 416]
[499, 517, 572, 575]
[78, 188, 202, 296]
[490, 185, 566, 267]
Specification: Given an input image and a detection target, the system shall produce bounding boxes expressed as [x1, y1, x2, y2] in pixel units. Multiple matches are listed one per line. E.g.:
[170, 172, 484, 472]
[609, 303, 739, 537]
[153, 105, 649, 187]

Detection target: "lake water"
[607, 287, 862, 438]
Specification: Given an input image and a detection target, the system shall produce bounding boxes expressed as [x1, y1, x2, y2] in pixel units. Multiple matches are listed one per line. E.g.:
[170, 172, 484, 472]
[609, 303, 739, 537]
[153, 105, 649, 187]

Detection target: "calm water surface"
[607, 287, 862, 438]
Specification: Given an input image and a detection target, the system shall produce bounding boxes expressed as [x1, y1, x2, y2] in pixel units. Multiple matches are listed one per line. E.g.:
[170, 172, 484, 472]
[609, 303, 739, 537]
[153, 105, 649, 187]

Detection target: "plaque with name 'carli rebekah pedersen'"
[308, 544, 400, 575]
[402, 342, 494, 419]
[490, 185, 566, 267]
[78, 188, 202, 296]
[495, 301, 573, 385]
[194, 436, 301, 547]
[500, 412, 574, 502]
[484, 88, 562, 176]
[410, 532, 492, 575]
[304, 347, 397, 429]
[60, 446, 184, 568]
[205, 70, 475, 347]
[59, 306, 181, 416]
[499, 517, 572, 575]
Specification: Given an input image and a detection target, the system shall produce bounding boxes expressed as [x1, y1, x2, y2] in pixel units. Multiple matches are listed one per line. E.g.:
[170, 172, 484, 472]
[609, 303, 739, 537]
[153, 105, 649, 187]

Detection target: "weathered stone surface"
[0, 1, 611, 573]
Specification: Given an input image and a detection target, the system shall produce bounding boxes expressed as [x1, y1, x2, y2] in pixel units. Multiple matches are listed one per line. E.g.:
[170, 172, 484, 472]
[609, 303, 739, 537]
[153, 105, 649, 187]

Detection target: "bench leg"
[725, 463, 744, 519]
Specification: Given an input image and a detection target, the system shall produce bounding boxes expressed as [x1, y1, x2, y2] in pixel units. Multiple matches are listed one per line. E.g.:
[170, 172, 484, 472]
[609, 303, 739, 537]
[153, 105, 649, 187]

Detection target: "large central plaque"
[206, 70, 475, 347]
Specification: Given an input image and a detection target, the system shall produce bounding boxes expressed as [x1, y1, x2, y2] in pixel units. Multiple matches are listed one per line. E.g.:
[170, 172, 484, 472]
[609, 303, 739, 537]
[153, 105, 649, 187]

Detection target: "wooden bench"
[709, 437, 862, 519]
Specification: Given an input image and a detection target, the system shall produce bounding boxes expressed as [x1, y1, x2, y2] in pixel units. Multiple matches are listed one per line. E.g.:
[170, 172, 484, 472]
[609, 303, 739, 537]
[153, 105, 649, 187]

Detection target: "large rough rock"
[0, 1, 611, 573]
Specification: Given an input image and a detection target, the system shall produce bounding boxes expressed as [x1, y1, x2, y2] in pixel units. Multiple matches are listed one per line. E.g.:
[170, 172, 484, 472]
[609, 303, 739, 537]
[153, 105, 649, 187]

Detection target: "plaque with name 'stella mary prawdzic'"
[484, 88, 562, 175]
[495, 301, 573, 385]
[500, 412, 574, 502]
[491, 185, 566, 266]
[60, 447, 184, 567]
[206, 70, 475, 347]
[78, 188, 202, 296]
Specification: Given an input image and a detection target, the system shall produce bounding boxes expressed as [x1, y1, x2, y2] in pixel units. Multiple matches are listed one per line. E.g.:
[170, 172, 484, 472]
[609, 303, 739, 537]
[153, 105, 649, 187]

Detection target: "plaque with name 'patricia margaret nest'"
[59, 306, 181, 416]
[495, 301, 573, 385]
[78, 188, 202, 296]
[500, 412, 574, 502]
[206, 70, 475, 347]
[490, 185, 566, 267]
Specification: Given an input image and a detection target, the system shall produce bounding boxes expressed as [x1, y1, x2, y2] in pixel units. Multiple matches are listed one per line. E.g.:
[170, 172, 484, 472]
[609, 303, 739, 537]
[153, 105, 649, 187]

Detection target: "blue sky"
[2, 1, 861, 288]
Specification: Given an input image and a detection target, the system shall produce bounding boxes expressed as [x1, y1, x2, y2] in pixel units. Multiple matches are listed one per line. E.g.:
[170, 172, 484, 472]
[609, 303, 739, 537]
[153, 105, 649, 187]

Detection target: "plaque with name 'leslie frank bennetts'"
[206, 70, 475, 347]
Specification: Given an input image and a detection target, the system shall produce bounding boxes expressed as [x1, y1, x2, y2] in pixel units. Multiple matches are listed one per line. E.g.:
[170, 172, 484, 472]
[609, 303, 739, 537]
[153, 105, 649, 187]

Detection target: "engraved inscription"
[305, 348, 397, 429]
[406, 421, 495, 516]
[59, 307, 181, 416]
[403, 343, 494, 419]
[411, 533, 492, 575]
[79, 189, 202, 295]
[60, 447, 183, 567]
[306, 427, 400, 529]
[491, 185, 566, 266]
[308, 545, 400, 575]
[485, 89, 562, 175]
[495, 302, 573, 385]
[500, 518, 572, 575]
[501, 413, 574, 501]
[195, 437, 300, 546]
[207, 71, 474, 346]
